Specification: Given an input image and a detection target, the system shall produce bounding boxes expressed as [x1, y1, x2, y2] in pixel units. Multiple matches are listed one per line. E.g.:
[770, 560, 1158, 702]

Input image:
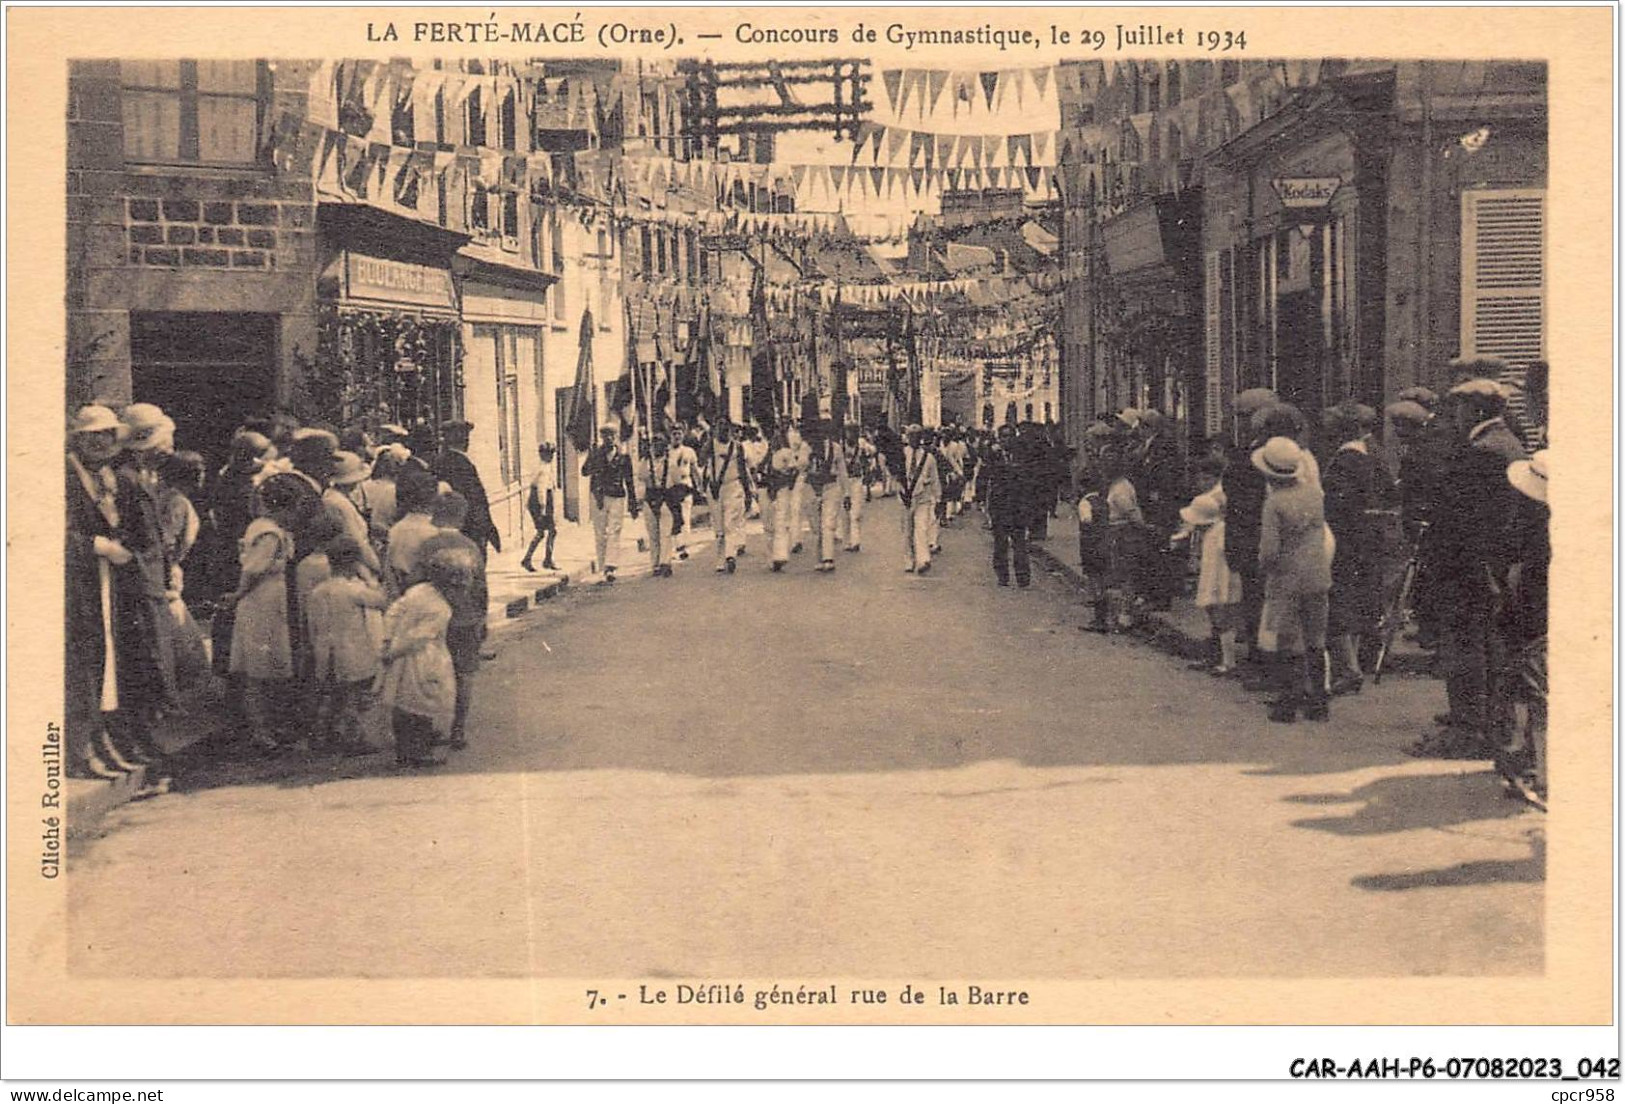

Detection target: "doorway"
[129, 312, 277, 471]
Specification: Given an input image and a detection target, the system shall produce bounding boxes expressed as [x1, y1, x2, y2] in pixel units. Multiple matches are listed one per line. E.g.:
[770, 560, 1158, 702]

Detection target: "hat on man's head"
[378, 423, 411, 442]
[121, 402, 175, 452]
[1082, 422, 1115, 440]
[1448, 378, 1509, 404]
[70, 404, 128, 438]
[1323, 400, 1378, 435]
[1251, 436, 1306, 482]
[287, 429, 340, 472]
[1507, 450, 1548, 505]
[1115, 408, 1142, 430]
[1396, 386, 1439, 409]
[330, 450, 372, 487]
[1385, 400, 1432, 426]
[1233, 388, 1278, 417]
[1449, 355, 1510, 381]
[1180, 488, 1226, 528]
[442, 419, 474, 438]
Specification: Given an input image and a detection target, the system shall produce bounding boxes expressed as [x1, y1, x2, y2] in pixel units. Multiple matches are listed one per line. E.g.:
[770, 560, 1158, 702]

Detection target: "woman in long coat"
[1322, 402, 1394, 694]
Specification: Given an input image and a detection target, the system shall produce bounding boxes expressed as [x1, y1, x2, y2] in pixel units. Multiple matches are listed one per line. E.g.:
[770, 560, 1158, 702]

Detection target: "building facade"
[1055, 59, 1547, 452]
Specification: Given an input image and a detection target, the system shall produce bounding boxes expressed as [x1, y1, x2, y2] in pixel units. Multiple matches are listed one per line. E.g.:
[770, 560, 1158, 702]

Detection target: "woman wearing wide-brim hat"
[1251, 436, 1334, 723]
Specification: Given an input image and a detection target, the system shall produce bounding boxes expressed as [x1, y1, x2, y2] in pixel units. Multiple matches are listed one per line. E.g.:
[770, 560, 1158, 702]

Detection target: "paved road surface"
[69, 496, 1542, 980]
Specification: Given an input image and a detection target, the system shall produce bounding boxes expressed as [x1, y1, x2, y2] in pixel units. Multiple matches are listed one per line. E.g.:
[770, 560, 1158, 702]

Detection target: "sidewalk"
[1023, 505, 1435, 675]
[68, 499, 737, 837]
[482, 497, 723, 628]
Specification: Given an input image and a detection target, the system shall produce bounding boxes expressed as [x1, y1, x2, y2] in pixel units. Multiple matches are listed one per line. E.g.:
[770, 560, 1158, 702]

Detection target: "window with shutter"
[1460, 189, 1545, 369]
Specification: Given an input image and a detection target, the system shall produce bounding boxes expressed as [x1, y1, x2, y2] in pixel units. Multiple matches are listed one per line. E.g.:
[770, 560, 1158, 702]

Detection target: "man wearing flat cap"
[433, 420, 501, 561]
[1411, 378, 1528, 757]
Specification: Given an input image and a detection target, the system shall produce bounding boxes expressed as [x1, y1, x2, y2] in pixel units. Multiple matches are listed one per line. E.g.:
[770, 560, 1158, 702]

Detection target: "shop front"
[314, 203, 469, 440]
[1097, 190, 1203, 437]
[1202, 73, 1393, 440]
[456, 254, 556, 548]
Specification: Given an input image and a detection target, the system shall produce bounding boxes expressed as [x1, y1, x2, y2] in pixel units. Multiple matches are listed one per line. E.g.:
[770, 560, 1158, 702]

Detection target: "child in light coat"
[305, 536, 387, 753]
[378, 553, 460, 767]
[1176, 485, 1244, 675]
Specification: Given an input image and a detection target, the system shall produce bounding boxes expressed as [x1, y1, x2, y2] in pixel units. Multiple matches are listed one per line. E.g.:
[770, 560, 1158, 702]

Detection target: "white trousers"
[842, 482, 864, 547]
[901, 499, 935, 570]
[713, 483, 748, 565]
[810, 485, 842, 562]
[643, 501, 672, 568]
[769, 490, 794, 563]
[590, 495, 626, 573]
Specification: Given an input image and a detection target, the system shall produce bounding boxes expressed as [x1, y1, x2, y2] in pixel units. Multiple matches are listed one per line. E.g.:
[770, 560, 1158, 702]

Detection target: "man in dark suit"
[1223, 389, 1278, 680]
[983, 424, 1035, 587]
[433, 420, 500, 559]
[1411, 378, 1528, 758]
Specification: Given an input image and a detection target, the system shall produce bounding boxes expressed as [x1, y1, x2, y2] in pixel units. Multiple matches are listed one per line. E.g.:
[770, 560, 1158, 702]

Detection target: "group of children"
[225, 442, 486, 769]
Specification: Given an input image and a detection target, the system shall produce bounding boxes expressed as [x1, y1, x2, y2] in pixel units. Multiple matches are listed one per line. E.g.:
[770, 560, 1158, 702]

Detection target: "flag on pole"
[564, 308, 598, 451]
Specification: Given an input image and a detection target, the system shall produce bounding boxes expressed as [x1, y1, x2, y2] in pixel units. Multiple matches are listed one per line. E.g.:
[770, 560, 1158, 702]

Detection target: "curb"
[66, 764, 149, 840]
[1027, 540, 1211, 663]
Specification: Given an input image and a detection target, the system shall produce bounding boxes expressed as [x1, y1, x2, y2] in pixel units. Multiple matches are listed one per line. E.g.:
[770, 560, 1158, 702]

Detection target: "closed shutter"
[1460, 189, 1545, 369]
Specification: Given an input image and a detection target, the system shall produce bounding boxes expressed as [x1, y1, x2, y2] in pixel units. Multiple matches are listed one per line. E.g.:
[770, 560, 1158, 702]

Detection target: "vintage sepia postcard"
[3, 1, 1616, 1082]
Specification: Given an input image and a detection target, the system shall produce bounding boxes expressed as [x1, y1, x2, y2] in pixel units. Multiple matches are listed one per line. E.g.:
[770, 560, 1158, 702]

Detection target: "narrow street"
[69, 497, 1542, 980]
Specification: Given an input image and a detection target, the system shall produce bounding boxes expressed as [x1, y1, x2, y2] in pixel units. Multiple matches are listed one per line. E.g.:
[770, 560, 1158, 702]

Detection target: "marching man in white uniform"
[764, 425, 802, 572]
[667, 426, 700, 561]
[706, 420, 754, 574]
[785, 421, 813, 556]
[900, 425, 941, 574]
[841, 425, 874, 553]
[803, 419, 849, 573]
[634, 434, 680, 578]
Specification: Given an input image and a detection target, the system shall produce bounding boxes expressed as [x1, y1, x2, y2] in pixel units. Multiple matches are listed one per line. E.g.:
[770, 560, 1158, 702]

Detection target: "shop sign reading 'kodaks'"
[1271, 177, 1343, 208]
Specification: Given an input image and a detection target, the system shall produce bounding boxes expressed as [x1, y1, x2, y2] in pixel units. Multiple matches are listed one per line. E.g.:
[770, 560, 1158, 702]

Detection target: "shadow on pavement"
[1353, 830, 1545, 892]
[1284, 772, 1531, 836]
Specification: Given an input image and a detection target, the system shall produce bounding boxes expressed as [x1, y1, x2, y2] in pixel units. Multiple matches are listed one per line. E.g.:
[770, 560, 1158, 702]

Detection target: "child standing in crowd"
[520, 441, 558, 572]
[416, 492, 488, 750]
[1103, 458, 1148, 631]
[1178, 483, 1244, 676]
[1253, 436, 1333, 723]
[305, 536, 387, 754]
[228, 476, 302, 751]
[379, 552, 460, 768]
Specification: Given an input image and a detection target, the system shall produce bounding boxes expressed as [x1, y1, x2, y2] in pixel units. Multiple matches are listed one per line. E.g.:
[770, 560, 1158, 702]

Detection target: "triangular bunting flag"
[792, 165, 807, 189]
[909, 130, 927, 168]
[831, 165, 847, 191]
[1033, 66, 1051, 98]
[936, 134, 954, 168]
[882, 69, 903, 113]
[927, 70, 948, 115]
[1036, 131, 1052, 163]
[910, 168, 924, 193]
[886, 125, 907, 166]
[870, 166, 885, 193]
[1026, 165, 1041, 191]
[979, 71, 999, 111]
[896, 70, 912, 117]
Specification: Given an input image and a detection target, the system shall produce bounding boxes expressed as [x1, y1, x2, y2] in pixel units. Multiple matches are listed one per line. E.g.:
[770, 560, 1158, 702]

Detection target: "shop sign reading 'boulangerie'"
[344, 252, 457, 311]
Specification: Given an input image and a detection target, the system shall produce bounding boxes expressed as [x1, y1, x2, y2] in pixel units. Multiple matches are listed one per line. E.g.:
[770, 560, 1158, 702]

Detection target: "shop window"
[122, 59, 269, 166]
[1460, 189, 1546, 370]
[470, 184, 491, 234]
